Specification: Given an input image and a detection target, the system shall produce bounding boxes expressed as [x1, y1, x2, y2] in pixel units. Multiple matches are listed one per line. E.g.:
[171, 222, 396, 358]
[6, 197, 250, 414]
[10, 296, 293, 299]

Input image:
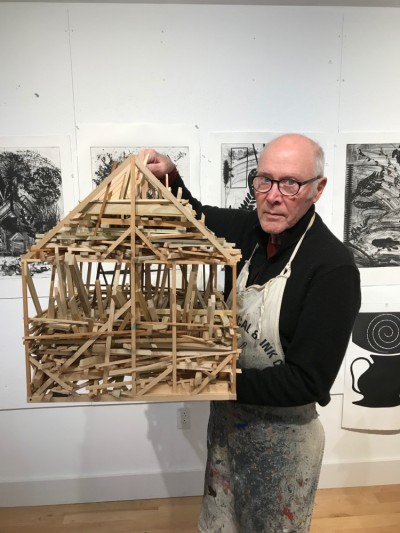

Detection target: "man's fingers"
[138, 148, 157, 163]
[137, 149, 175, 177]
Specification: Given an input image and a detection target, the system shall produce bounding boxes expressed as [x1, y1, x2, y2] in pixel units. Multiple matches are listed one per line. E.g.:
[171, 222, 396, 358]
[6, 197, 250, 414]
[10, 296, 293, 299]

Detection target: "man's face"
[255, 136, 327, 235]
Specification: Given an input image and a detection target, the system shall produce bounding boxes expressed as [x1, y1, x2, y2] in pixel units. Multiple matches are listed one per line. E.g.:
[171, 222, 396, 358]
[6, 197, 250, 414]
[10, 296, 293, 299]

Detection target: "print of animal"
[371, 237, 400, 251]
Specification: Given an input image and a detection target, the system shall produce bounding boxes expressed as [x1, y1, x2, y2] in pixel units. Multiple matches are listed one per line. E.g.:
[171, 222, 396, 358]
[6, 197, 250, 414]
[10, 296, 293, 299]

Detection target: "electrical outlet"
[177, 407, 191, 429]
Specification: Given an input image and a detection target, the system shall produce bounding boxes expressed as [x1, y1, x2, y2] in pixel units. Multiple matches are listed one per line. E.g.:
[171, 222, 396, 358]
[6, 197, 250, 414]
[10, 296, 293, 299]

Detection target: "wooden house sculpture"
[21, 156, 241, 403]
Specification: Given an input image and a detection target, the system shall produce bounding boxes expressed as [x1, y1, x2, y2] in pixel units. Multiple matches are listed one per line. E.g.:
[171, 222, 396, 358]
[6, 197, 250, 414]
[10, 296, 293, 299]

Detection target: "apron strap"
[259, 214, 316, 353]
[280, 213, 316, 278]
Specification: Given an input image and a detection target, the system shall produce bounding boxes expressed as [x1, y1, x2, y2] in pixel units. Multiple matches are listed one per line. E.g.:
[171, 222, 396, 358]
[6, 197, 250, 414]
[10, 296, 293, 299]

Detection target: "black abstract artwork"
[344, 143, 400, 268]
[350, 313, 400, 407]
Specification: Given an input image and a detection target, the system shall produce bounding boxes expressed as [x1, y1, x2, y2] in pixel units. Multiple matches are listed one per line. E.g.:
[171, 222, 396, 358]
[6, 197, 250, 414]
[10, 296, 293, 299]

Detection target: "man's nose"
[265, 181, 283, 201]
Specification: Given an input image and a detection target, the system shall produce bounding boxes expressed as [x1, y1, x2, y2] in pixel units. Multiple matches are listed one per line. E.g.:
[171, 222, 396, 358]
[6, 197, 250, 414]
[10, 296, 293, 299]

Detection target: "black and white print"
[343, 143, 400, 268]
[221, 143, 266, 210]
[0, 147, 63, 278]
[90, 146, 189, 186]
[350, 312, 400, 408]
[343, 304, 400, 431]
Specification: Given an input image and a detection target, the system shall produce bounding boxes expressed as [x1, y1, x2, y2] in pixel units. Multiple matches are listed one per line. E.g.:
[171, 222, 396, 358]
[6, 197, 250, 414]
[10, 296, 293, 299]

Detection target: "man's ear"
[313, 176, 327, 203]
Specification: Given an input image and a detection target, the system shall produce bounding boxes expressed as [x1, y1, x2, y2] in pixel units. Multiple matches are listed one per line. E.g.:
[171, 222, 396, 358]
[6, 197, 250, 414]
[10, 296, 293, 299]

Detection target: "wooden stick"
[55, 249, 68, 318]
[156, 265, 169, 308]
[93, 182, 111, 236]
[102, 263, 121, 383]
[193, 353, 233, 394]
[25, 266, 43, 316]
[135, 226, 164, 260]
[22, 261, 33, 399]
[30, 357, 73, 392]
[95, 279, 105, 319]
[119, 165, 131, 200]
[171, 264, 177, 392]
[207, 294, 216, 338]
[183, 265, 198, 323]
[130, 159, 137, 395]
[136, 366, 173, 396]
[67, 254, 91, 317]
[230, 262, 238, 394]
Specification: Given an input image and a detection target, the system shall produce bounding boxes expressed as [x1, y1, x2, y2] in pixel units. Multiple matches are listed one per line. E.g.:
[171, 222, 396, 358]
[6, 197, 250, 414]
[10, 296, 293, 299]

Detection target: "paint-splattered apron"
[198, 216, 325, 533]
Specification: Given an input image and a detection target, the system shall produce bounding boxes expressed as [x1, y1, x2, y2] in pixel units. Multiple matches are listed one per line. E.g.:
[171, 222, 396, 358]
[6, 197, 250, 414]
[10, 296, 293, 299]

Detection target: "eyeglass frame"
[251, 174, 323, 196]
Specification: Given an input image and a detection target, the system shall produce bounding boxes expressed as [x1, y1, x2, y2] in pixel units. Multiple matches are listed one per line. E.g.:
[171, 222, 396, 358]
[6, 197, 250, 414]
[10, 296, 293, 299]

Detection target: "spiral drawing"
[366, 313, 400, 353]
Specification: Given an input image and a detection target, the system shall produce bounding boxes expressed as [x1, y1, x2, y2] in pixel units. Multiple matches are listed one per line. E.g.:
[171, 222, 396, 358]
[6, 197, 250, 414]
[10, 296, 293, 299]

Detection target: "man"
[141, 134, 361, 532]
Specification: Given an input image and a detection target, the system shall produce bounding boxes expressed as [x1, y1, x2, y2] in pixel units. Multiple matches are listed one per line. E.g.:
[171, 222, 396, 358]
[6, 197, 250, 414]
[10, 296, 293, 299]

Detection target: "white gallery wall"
[0, 2, 399, 506]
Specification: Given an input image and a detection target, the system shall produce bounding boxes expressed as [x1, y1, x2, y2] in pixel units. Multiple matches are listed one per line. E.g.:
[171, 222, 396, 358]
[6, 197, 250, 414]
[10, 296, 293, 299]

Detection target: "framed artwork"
[76, 123, 201, 200]
[0, 137, 73, 280]
[221, 143, 264, 210]
[90, 146, 189, 187]
[206, 132, 278, 209]
[333, 133, 400, 285]
[342, 303, 400, 431]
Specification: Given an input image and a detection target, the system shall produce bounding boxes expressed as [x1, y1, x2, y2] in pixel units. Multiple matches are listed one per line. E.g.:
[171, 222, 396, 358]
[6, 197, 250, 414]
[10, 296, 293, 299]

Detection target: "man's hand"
[138, 149, 176, 179]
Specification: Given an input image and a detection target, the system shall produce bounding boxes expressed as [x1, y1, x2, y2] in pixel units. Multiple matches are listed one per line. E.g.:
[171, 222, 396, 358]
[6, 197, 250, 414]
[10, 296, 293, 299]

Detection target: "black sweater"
[171, 175, 361, 407]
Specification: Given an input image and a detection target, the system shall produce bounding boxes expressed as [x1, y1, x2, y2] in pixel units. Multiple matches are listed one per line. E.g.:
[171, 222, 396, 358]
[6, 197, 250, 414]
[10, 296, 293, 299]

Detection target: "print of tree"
[0, 149, 62, 275]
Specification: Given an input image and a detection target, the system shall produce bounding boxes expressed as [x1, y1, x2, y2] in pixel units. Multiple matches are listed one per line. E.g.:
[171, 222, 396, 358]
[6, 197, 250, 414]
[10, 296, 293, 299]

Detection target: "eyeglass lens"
[252, 177, 299, 195]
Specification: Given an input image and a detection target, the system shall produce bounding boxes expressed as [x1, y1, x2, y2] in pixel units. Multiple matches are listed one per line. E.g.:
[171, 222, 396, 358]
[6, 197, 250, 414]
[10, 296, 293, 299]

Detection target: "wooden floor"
[0, 484, 399, 532]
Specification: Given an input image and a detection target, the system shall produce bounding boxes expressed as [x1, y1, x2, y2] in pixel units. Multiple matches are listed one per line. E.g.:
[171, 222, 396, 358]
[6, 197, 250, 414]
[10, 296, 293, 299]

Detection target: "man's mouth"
[265, 212, 284, 218]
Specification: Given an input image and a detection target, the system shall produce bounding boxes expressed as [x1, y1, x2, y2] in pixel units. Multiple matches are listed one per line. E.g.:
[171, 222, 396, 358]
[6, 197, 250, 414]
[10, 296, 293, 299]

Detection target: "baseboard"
[0, 469, 205, 507]
[1, 461, 399, 507]
[319, 459, 400, 489]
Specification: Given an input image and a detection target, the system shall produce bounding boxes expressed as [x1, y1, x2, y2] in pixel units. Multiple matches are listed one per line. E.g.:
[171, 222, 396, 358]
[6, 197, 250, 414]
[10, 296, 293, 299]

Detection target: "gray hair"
[313, 143, 325, 177]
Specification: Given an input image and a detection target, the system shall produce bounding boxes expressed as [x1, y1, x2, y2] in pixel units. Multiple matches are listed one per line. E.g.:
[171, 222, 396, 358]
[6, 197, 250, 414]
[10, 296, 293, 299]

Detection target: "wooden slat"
[136, 365, 173, 396]
[130, 159, 137, 396]
[25, 266, 43, 316]
[93, 182, 111, 236]
[67, 253, 91, 317]
[21, 261, 33, 399]
[85, 201, 185, 217]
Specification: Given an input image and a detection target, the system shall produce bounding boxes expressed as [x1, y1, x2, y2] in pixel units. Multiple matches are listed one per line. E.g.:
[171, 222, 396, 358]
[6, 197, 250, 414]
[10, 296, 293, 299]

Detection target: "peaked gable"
[26, 156, 240, 266]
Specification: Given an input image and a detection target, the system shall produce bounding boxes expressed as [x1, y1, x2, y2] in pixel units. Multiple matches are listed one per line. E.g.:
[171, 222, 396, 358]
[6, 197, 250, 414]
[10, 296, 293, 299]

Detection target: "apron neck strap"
[286, 213, 316, 267]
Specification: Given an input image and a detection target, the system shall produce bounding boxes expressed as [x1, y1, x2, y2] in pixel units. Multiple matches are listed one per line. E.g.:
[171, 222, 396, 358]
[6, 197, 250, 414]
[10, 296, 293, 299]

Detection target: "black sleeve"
[236, 265, 361, 407]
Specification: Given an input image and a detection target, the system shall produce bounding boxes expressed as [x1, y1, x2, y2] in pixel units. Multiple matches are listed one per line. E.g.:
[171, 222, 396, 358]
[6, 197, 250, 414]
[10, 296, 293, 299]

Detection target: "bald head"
[259, 134, 325, 179]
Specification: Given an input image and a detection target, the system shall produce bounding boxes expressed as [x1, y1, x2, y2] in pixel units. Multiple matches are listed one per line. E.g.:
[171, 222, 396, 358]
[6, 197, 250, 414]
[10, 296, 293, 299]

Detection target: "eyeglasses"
[252, 175, 322, 196]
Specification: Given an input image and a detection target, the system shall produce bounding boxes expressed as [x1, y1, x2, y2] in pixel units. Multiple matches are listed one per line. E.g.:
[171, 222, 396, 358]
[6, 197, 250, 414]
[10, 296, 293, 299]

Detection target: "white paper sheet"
[342, 301, 400, 431]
